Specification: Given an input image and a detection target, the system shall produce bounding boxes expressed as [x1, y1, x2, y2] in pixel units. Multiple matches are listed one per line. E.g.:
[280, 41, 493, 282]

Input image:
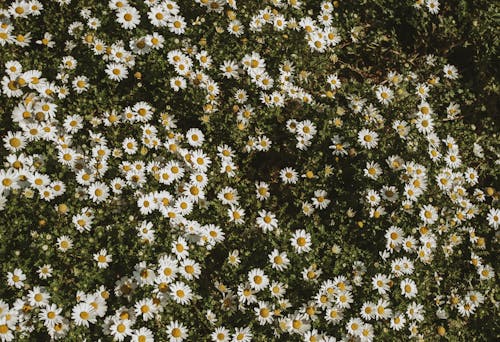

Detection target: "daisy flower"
[72, 75, 89, 93]
[478, 264, 494, 280]
[145, 32, 164, 49]
[254, 301, 274, 325]
[0, 169, 20, 193]
[105, 62, 128, 81]
[256, 135, 272, 151]
[180, 258, 201, 281]
[426, 0, 440, 14]
[360, 302, 376, 320]
[28, 286, 50, 307]
[220, 60, 239, 79]
[374, 298, 392, 320]
[116, 6, 141, 30]
[170, 76, 187, 91]
[389, 312, 407, 331]
[302, 201, 315, 216]
[296, 120, 317, 139]
[37, 264, 53, 279]
[218, 186, 239, 206]
[133, 262, 156, 286]
[88, 181, 110, 203]
[134, 298, 156, 321]
[400, 278, 418, 299]
[269, 281, 286, 298]
[228, 19, 244, 36]
[148, 5, 168, 27]
[372, 274, 390, 294]
[137, 193, 157, 215]
[307, 31, 327, 52]
[109, 319, 132, 341]
[290, 229, 312, 254]
[420, 204, 438, 225]
[325, 306, 343, 324]
[312, 189, 330, 209]
[71, 302, 96, 327]
[190, 149, 211, 172]
[486, 208, 500, 229]
[56, 235, 73, 252]
[186, 128, 205, 147]
[157, 255, 178, 283]
[211, 326, 230, 342]
[168, 16, 187, 35]
[346, 317, 363, 336]
[357, 129, 379, 149]
[327, 73, 341, 90]
[457, 301, 476, 317]
[227, 250, 241, 266]
[131, 327, 154, 342]
[359, 323, 374, 341]
[280, 167, 298, 184]
[166, 320, 188, 342]
[329, 135, 349, 156]
[238, 284, 257, 305]
[234, 89, 248, 103]
[3, 131, 26, 152]
[406, 302, 424, 322]
[443, 64, 458, 79]
[415, 114, 434, 135]
[364, 161, 382, 180]
[273, 14, 287, 30]
[336, 290, 354, 308]
[39, 304, 63, 329]
[447, 102, 461, 119]
[172, 237, 190, 259]
[6, 268, 26, 289]
[228, 206, 245, 224]
[375, 85, 393, 105]
[248, 268, 269, 292]
[256, 210, 278, 232]
[0, 319, 13, 341]
[255, 181, 270, 200]
[94, 248, 112, 269]
[269, 249, 290, 271]
[170, 281, 193, 305]
[122, 137, 138, 154]
[232, 327, 252, 342]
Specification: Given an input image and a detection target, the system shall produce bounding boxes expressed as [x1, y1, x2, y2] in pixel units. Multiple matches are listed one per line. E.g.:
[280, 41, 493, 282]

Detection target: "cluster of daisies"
[0, 0, 498, 341]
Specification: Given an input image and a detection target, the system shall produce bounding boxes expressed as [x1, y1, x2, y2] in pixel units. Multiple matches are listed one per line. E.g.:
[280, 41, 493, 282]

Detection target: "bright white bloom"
[290, 229, 312, 254]
[358, 129, 379, 149]
[487, 208, 500, 229]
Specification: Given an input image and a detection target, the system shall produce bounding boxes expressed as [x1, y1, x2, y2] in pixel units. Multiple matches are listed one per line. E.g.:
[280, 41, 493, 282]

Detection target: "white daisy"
[290, 229, 312, 254]
[358, 129, 379, 149]
[248, 268, 269, 292]
[71, 302, 96, 327]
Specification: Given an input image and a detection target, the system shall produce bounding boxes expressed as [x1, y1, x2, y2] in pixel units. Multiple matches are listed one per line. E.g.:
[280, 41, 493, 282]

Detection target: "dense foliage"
[0, 0, 498, 341]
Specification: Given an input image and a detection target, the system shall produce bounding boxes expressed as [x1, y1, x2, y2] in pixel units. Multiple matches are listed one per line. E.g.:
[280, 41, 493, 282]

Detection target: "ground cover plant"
[0, 0, 499, 341]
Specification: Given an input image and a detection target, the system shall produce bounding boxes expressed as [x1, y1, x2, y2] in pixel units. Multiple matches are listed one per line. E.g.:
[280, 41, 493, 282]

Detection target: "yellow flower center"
[297, 237, 306, 247]
[172, 327, 182, 337]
